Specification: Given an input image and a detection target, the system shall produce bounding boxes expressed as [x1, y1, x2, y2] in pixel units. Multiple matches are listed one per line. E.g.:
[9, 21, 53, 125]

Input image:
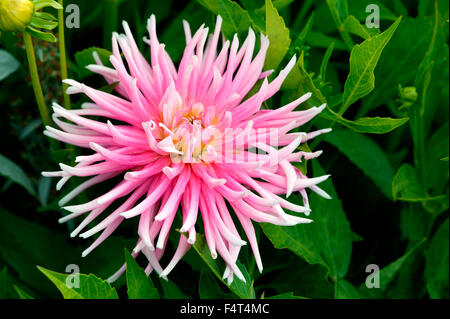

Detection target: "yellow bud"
[0, 0, 35, 32]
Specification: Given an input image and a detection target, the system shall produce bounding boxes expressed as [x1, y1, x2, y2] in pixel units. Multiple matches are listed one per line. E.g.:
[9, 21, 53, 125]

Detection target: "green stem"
[23, 31, 51, 127]
[103, 0, 119, 50]
[58, 0, 71, 109]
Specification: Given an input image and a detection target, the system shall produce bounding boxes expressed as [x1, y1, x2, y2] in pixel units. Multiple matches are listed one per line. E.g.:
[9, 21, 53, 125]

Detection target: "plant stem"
[58, 0, 71, 109]
[23, 31, 51, 127]
[103, 0, 119, 50]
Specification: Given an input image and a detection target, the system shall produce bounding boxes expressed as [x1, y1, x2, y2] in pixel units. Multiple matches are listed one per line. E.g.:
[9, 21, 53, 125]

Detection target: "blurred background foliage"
[0, 0, 448, 299]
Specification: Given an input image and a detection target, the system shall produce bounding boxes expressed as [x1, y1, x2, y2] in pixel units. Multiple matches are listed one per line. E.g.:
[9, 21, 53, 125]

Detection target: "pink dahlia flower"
[43, 15, 331, 283]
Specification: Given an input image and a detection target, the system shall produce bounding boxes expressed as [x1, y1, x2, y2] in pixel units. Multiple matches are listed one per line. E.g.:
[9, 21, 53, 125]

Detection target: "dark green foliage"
[0, 0, 448, 299]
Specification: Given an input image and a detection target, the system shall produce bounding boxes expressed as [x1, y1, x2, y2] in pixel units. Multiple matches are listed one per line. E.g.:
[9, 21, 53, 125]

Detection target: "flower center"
[155, 102, 221, 164]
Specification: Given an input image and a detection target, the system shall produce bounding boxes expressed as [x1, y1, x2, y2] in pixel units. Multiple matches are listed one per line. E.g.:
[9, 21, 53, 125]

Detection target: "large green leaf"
[0, 207, 132, 297]
[339, 17, 401, 115]
[0, 50, 20, 81]
[37, 266, 118, 299]
[0, 154, 36, 197]
[124, 249, 159, 299]
[262, 161, 352, 279]
[264, 0, 291, 71]
[323, 129, 394, 198]
[192, 233, 254, 299]
[425, 218, 449, 299]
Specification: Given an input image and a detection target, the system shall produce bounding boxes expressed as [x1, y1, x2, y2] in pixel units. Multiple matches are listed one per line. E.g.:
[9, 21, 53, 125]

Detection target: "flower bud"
[399, 86, 418, 102]
[0, 0, 35, 32]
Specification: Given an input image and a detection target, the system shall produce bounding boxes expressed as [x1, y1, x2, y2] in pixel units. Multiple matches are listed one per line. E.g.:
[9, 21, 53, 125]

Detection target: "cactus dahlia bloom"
[43, 15, 331, 283]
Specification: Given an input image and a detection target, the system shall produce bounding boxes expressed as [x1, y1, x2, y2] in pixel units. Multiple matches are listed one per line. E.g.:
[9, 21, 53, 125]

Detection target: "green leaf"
[0, 49, 20, 81]
[322, 129, 394, 198]
[265, 292, 306, 299]
[282, 51, 327, 108]
[74, 47, 113, 79]
[264, 0, 291, 71]
[305, 31, 347, 51]
[323, 110, 410, 134]
[262, 161, 352, 279]
[0, 207, 133, 297]
[14, 286, 34, 299]
[292, 143, 311, 175]
[0, 153, 36, 196]
[376, 240, 425, 290]
[33, 11, 57, 21]
[33, 0, 63, 10]
[268, 262, 335, 298]
[37, 176, 51, 206]
[358, 239, 426, 297]
[192, 233, 254, 299]
[25, 26, 57, 42]
[124, 249, 159, 299]
[318, 41, 335, 87]
[287, 12, 314, 58]
[347, 0, 397, 22]
[425, 123, 449, 196]
[335, 279, 364, 299]
[199, 269, 234, 298]
[326, 0, 353, 49]
[339, 17, 402, 115]
[30, 15, 58, 30]
[326, 0, 349, 27]
[98, 81, 120, 93]
[19, 119, 42, 140]
[391, 164, 446, 203]
[338, 116, 409, 134]
[0, 267, 10, 299]
[342, 15, 379, 39]
[37, 266, 119, 299]
[425, 218, 449, 299]
[360, 17, 437, 115]
[159, 279, 189, 299]
[1, 267, 33, 299]
[198, 0, 255, 39]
